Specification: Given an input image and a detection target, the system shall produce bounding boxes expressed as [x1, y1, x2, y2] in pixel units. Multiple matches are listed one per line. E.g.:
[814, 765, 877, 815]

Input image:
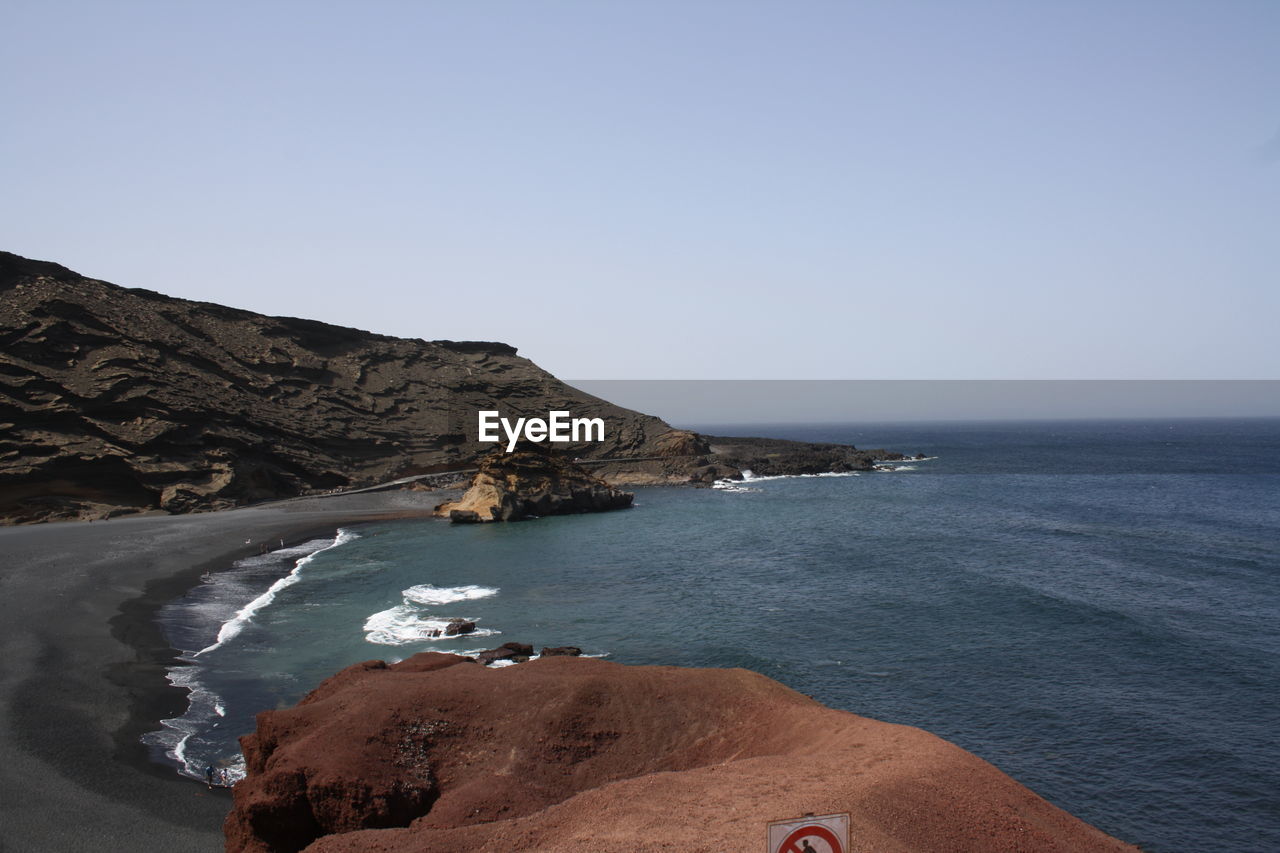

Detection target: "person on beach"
[204, 764, 215, 787]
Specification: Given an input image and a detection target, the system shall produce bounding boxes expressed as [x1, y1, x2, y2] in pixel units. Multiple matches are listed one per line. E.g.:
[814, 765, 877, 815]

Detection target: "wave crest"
[364, 583, 502, 646]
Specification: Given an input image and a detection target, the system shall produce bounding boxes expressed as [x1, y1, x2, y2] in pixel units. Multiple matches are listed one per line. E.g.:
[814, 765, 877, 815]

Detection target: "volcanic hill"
[0, 251, 898, 523]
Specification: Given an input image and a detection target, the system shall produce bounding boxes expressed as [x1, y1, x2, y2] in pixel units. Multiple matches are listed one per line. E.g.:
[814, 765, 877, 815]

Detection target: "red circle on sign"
[780, 823, 844, 853]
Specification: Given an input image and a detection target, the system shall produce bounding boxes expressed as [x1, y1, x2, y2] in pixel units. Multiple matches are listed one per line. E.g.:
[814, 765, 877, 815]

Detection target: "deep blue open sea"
[146, 418, 1280, 852]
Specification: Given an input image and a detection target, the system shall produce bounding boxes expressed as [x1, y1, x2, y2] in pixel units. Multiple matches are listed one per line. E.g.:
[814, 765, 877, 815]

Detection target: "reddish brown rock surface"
[226, 654, 1136, 853]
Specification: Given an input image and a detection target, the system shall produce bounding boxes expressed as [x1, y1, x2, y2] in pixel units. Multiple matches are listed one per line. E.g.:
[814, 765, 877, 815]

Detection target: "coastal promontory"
[435, 448, 633, 522]
[225, 653, 1136, 853]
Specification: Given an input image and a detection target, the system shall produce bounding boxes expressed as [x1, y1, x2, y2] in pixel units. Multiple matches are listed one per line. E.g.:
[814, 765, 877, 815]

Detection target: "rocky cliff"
[224, 653, 1136, 853]
[1, 250, 912, 524]
[435, 448, 633, 522]
[0, 251, 679, 523]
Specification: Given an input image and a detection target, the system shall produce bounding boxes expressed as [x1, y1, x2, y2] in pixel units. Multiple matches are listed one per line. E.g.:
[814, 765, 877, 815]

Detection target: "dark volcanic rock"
[446, 509, 483, 524]
[703, 435, 891, 477]
[475, 642, 534, 665]
[0, 251, 682, 523]
[685, 463, 740, 485]
[224, 653, 1137, 853]
[539, 646, 583, 657]
[435, 448, 633, 523]
[443, 619, 476, 637]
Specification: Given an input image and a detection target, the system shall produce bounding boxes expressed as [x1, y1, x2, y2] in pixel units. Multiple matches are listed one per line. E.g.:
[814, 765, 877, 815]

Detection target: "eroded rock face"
[0, 251, 675, 523]
[1, 250, 919, 523]
[434, 448, 633, 523]
[224, 654, 1136, 853]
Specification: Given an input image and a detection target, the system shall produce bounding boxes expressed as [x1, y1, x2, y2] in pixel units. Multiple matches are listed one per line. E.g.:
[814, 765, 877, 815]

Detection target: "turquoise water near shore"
[148, 418, 1280, 852]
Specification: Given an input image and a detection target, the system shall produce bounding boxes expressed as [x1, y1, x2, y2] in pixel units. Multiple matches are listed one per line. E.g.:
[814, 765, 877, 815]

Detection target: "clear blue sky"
[3, 1, 1276, 379]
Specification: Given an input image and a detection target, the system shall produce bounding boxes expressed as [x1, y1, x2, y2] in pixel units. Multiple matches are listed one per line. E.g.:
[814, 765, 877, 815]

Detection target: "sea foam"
[194, 529, 359, 657]
[715, 469, 863, 490]
[403, 583, 499, 606]
[364, 583, 500, 646]
[364, 604, 499, 645]
[144, 528, 361, 782]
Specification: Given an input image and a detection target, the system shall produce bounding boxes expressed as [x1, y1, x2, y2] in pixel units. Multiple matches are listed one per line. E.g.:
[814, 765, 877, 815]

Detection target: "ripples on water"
[148, 419, 1280, 852]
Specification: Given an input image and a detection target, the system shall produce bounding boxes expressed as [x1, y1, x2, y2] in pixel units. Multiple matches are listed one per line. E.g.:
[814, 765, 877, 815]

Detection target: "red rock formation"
[225, 654, 1136, 853]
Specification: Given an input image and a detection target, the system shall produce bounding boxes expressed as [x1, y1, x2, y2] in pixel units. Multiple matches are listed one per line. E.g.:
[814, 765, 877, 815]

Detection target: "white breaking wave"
[403, 584, 499, 607]
[743, 470, 862, 482]
[716, 456, 934, 490]
[141, 664, 225, 781]
[715, 469, 862, 490]
[194, 528, 360, 657]
[485, 651, 610, 668]
[365, 582, 502, 645]
[712, 481, 759, 493]
[363, 604, 499, 646]
[143, 529, 360, 785]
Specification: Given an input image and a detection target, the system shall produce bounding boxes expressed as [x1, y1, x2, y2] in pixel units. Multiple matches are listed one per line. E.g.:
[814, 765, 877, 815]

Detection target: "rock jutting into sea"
[433, 448, 633, 523]
[224, 653, 1137, 853]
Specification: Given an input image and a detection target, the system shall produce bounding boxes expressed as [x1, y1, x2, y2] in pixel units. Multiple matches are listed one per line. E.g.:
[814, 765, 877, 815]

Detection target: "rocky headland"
[434, 447, 633, 522]
[225, 653, 1135, 853]
[1, 250, 909, 524]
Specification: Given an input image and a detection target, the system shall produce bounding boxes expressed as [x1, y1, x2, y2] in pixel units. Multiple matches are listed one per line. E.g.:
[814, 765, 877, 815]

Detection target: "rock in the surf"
[443, 619, 476, 636]
[475, 642, 534, 665]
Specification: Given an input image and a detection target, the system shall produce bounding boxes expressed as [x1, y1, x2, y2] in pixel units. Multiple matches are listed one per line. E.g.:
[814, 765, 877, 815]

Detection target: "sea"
[143, 418, 1280, 853]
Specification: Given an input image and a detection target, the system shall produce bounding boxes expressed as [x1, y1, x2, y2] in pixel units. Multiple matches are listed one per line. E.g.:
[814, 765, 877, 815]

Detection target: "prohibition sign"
[779, 823, 844, 853]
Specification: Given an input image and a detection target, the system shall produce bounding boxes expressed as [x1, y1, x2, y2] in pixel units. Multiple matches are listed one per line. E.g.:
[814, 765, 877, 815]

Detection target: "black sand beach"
[0, 490, 445, 852]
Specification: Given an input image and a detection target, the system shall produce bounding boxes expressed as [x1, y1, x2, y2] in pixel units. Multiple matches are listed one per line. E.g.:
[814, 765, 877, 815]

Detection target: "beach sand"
[0, 490, 447, 853]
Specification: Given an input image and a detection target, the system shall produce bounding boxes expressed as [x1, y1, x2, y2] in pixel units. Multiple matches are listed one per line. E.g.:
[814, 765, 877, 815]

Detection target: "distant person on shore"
[204, 764, 215, 788]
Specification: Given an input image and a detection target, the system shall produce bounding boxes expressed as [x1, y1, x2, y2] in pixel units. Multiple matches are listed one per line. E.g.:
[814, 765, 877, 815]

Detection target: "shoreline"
[112, 520, 412, 785]
[0, 488, 452, 852]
